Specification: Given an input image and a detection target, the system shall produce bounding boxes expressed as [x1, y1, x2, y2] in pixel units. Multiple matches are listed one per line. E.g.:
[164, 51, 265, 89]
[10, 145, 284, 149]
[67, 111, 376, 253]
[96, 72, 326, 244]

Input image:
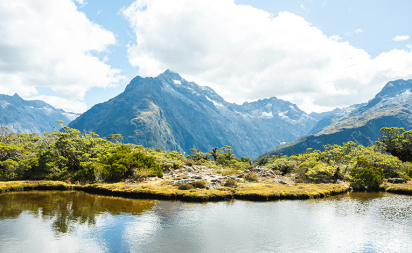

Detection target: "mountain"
[68, 70, 318, 158]
[0, 93, 78, 133]
[260, 79, 412, 157]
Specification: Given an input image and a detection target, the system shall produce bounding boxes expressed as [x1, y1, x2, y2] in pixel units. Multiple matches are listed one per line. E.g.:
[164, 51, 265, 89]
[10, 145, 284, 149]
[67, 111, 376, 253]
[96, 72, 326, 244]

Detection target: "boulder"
[388, 178, 407, 184]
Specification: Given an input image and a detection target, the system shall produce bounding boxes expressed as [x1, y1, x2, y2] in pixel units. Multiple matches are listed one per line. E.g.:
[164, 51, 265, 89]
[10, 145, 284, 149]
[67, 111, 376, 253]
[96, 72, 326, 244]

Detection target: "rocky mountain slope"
[0, 94, 77, 133]
[69, 70, 318, 158]
[260, 79, 412, 157]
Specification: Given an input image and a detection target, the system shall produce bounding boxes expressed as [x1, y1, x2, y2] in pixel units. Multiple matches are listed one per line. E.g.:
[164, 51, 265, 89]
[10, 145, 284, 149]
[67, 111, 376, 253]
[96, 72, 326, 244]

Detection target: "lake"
[1, 190, 412, 253]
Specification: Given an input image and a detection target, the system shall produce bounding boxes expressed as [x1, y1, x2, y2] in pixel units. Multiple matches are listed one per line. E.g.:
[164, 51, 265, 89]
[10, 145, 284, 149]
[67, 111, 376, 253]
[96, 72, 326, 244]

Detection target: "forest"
[1, 124, 411, 192]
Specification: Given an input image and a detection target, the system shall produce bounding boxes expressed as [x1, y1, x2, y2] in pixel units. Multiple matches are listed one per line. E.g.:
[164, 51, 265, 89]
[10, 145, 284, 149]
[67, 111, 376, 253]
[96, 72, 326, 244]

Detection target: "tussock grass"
[0, 181, 72, 192]
[1, 180, 350, 202]
[383, 181, 412, 195]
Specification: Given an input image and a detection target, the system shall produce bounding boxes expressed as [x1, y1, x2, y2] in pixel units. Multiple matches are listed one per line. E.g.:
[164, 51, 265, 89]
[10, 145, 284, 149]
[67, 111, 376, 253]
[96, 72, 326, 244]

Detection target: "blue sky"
[0, 0, 411, 113]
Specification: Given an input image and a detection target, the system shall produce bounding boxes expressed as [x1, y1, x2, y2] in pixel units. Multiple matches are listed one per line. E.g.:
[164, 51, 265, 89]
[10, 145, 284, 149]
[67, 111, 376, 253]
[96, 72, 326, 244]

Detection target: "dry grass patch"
[383, 180, 412, 194]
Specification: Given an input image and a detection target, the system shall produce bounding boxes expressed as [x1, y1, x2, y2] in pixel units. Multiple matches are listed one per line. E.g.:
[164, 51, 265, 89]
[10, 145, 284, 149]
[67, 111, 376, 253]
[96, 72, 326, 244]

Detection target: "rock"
[388, 178, 407, 184]
[278, 180, 293, 186]
[176, 179, 193, 185]
[246, 167, 276, 177]
[182, 166, 194, 172]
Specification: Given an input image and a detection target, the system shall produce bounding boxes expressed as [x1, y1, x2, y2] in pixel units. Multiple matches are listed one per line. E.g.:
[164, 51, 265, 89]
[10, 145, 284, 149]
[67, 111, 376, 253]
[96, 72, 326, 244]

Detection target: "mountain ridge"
[260, 79, 412, 157]
[0, 93, 77, 133]
[68, 70, 318, 158]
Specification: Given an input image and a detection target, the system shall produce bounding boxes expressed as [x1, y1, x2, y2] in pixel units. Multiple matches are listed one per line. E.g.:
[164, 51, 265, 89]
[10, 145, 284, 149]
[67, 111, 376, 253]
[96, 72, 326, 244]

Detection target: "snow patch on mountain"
[206, 96, 224, 107]
[1, 101, 10, 108]
[261, 111, 273, 118]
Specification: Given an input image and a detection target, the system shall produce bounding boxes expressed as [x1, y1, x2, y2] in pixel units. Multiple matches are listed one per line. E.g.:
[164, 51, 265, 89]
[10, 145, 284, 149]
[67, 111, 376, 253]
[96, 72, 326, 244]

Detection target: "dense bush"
[0, 127, 161, 183]
[305, 163, 335, 183]
[377, 127, 412, 162]
[350, 157, 384, 191]
[1, 125, 412, 189]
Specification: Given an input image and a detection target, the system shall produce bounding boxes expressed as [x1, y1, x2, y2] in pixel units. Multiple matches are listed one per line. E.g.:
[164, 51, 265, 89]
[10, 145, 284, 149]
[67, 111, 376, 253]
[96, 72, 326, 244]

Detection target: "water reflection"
[1, 191, 412, 253]
[0, 191, 155, 234]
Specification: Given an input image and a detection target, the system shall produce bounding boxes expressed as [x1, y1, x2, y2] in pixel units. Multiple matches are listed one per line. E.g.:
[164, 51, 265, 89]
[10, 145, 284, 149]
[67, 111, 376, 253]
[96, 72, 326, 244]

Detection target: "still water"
[1, 190, 412, 253]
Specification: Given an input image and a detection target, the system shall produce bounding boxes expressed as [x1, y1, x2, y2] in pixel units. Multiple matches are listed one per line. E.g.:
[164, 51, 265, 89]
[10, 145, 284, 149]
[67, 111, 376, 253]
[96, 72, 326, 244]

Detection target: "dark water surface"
[1, 191, 412, 253]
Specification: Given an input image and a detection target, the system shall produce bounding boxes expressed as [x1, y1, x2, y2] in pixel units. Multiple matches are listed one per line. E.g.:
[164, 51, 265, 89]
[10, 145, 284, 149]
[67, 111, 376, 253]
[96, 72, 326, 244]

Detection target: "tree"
[377, 127, 412, 162]
[351, 157, 383, 191]
[210, 147, 218, 161]
[108, 134, 124, 143]
[187, 148, 209, 161]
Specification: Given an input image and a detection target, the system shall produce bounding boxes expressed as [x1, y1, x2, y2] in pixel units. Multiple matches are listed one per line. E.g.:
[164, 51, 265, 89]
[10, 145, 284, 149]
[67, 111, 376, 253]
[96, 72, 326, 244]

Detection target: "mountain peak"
[158, 69, 182, 80]
[376, 79, 412, 99]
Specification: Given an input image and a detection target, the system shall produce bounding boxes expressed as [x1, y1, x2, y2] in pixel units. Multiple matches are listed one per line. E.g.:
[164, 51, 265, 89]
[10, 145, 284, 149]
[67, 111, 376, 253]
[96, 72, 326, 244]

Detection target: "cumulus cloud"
[393, 35, 410, 42]
[0, 0, 122, 113]
[123, 0, 412, 112]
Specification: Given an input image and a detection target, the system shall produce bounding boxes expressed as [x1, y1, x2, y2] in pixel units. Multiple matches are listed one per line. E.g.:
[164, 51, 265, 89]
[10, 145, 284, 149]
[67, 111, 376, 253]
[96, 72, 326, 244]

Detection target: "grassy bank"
[0, 180, 350, 202]
[382, 181, 412, 195]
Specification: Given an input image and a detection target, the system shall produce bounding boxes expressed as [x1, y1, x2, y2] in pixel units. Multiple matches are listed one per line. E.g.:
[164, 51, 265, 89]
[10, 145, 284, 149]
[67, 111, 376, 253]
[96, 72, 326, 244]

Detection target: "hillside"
[69, 70, 318, 158]
[0, 94, 77, 133]
[260, 79, 412, 157]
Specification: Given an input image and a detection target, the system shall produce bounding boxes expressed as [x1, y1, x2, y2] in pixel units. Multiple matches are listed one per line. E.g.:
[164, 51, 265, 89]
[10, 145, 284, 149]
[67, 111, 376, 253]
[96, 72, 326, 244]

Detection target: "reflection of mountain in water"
[0, 191, 155, 234]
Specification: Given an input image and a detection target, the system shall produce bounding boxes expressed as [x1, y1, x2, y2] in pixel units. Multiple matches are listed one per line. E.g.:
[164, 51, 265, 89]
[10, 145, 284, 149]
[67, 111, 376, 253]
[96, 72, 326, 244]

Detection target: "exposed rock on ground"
[159, 165, 295, 189]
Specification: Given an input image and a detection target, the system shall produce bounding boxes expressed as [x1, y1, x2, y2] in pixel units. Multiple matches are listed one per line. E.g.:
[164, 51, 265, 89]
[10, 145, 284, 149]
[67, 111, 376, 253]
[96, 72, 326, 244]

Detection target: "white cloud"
[0, 0, 122, 112]
[123, 0, 412, 113]
[26, 95, 87, 114]
[330, 35, 342, 41]
[355, 28, 363, 34]
[393, 35, 409, 41]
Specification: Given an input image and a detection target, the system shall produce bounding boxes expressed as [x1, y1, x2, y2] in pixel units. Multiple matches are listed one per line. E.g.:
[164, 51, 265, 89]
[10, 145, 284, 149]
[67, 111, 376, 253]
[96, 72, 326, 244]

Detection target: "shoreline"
[2, 180, 411, 202]
[0, 180, 354, 202]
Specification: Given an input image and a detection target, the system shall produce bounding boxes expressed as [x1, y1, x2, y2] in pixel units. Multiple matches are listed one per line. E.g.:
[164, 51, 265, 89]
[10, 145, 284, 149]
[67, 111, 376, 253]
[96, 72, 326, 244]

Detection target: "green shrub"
[244, 172, 259, 182]
[224, 178, 238, 187]
[351, 166, 383, 191]
[178, 183, 194, 190]
[305, 163, 335, 183]
[268, 157, 296, 175]
[351, 157, 383, 191]
[131, 169, 153, 182]
[192, 180, 207, 189]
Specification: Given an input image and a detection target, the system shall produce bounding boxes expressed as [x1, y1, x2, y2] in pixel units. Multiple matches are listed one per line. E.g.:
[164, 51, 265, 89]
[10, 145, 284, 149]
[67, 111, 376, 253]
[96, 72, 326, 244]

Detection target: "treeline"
[258, 127, 412, 190]
[0, 126, 252, 183]
[1, 125, 411, 191]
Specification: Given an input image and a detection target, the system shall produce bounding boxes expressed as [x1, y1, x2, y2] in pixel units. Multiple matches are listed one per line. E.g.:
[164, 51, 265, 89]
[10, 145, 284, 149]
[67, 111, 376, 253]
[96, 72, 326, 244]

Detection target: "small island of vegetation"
[1, 124, 412, 202]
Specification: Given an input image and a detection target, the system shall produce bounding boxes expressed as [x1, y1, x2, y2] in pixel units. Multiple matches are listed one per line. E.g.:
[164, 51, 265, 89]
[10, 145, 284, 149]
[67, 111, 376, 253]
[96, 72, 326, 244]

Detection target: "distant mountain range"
[68, 70, 318, 158]
[260, 79, 412, 157]
[3, 72, 411, 159]
[0, 94, 78, 133]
